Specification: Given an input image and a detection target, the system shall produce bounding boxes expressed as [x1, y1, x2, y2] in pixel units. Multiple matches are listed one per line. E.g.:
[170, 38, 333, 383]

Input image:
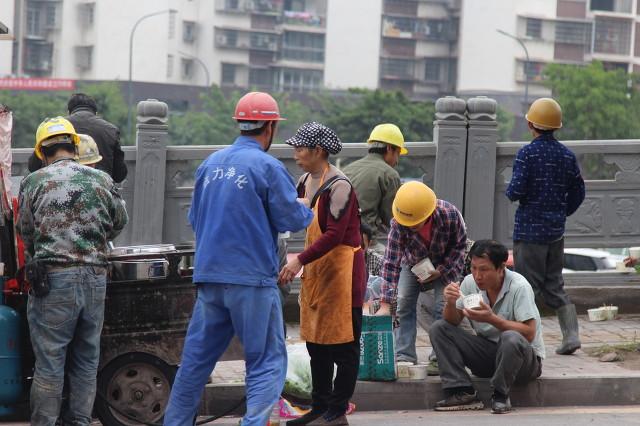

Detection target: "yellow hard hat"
[525, 98, 562, 130]
[35, 117, 80, 160]
[392, 181, 437, 227]
[76, 134, 103, 165]
[367, 123, 408, 155]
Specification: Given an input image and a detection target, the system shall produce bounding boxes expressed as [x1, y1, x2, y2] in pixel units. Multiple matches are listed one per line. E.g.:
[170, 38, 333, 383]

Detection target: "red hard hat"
[233, 92, 285, 122]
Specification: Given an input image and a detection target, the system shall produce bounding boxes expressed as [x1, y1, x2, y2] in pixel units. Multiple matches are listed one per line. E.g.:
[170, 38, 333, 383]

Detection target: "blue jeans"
[165, 284, 286, 426]
[395, 266, 444, 363]
[27, 266, 107, 426]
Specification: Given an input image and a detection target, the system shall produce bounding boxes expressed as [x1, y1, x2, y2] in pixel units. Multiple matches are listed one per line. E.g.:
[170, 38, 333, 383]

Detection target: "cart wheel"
[95, 352, 176, 426]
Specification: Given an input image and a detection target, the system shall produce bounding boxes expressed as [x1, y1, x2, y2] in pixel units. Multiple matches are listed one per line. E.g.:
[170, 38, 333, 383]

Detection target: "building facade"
[458, 0, 640, 112]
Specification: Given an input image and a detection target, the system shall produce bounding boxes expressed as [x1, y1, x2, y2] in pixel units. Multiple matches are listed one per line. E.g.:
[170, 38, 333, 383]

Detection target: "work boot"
[555, 304, 581, 355]
[307, 411, 349, 426]
[490, 392, 512, 414]
[434, 391, 484, 411]
[426, 359, 440, 376]
[287, 408, 326, 425]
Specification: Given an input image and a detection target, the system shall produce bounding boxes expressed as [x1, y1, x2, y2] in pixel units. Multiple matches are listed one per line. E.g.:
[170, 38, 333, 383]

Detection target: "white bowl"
[407, 364, 427, 380]
[601, 306, 618, 320]
[463, 293, 482, 310]
[397, 362, 413, 379]
[587, 308, 607, 322]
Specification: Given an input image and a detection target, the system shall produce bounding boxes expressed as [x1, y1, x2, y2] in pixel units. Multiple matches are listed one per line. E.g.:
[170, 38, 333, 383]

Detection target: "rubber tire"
[94, 352, 177, 426]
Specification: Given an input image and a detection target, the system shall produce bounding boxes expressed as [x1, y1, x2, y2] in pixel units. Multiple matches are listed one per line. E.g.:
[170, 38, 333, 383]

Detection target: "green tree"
[544, 61, 640, 140]
[314, 89, 435, 143]
[169, 85, 312, 146]
[0, 91, 67, 148]
[543, 61, 640, 178]
[0, 82, 130, 148]
[77, 81, 130, 144]
[497, 106, 514, 142]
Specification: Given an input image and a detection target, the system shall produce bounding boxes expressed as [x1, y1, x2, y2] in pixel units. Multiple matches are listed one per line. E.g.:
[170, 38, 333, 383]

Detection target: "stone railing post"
[130, 99, 169, 245]
[433, 96, 468, 211]
[464, 96, 498, 241]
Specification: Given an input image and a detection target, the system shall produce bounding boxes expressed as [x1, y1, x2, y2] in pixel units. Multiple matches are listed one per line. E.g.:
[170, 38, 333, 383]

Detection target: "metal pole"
[127, 9, 176, 139]
[178, 51, 210, 86]
[497, 29, 530, 110]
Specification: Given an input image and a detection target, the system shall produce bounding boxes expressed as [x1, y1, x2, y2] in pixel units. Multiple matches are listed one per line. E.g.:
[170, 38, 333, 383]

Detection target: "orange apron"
[299, 172, 358, 345]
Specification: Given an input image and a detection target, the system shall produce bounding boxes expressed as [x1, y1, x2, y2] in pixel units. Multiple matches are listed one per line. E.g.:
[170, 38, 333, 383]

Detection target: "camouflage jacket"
[17, 158, 128, 266]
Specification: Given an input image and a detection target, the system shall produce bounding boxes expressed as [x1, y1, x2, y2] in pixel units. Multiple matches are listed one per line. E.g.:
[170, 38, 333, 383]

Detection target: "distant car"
[562, 248, 622, 272]
[506, 248, 621, 272]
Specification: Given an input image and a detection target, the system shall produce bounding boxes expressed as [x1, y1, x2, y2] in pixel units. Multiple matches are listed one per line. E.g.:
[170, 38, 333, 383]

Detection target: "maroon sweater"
[297, 179, 366, 308]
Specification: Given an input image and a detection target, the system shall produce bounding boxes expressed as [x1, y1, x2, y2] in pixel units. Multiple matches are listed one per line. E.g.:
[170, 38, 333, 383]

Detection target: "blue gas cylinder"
[0, 284, 22, 415]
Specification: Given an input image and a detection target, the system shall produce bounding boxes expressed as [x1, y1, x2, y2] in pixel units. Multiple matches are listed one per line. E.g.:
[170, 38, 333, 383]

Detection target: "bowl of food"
[462, 293, 483, 310]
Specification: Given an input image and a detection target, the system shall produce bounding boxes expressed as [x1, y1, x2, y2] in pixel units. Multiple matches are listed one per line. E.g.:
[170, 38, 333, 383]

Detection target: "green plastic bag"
[358, 315, 397, 381]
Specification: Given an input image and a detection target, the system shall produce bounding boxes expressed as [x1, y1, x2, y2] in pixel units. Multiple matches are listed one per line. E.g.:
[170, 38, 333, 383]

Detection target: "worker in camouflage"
[17, 116, 128, 426]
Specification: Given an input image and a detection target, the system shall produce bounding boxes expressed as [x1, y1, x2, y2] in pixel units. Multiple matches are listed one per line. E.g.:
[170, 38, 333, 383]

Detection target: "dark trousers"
[430, 320, 542, 396]
[513, 238, 571, 309]
[306, 308, 363, 415]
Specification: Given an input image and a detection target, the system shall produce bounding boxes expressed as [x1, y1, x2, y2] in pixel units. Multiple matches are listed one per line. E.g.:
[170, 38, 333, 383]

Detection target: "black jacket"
[28, 107, 128, 183]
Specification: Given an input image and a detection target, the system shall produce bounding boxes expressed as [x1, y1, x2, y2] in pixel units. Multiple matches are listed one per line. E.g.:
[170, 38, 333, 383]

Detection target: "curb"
[200, 375, 640, 415]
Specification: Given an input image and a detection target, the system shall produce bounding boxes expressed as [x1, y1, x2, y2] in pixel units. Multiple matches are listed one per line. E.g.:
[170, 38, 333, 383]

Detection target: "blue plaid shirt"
[506, 134, 585, 243]
[380, 200, 467, 304]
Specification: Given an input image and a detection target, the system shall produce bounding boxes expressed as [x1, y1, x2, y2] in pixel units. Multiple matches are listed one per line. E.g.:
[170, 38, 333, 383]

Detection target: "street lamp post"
[497, 29, 531, 111]
[127, 9, 177, 138]
[178, 51, 211, 87]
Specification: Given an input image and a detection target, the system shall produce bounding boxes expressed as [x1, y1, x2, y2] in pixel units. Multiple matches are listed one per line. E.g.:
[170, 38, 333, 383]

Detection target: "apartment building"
[378, 0, 459, 98]
[458, 0, 640, 110]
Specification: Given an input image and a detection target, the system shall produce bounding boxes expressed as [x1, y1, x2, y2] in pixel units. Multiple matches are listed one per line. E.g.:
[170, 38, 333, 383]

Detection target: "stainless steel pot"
[108, 244, 176, 281]
[110, 259, 169, 281]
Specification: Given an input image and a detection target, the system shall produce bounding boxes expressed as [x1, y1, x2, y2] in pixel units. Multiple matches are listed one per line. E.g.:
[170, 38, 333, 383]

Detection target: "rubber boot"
[555, 304, 581, 355]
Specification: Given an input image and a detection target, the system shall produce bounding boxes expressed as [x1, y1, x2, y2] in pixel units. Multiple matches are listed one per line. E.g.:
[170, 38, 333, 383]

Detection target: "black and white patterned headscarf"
[285, 121, 342, 155]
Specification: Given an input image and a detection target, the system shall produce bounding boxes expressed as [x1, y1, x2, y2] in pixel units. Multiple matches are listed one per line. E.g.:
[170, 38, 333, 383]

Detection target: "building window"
[26, 6, 41, 37]
[183, 21, 196, 43]
[275, 68, 323, 92]
[555, 21, 592, 45]
[590, 0, 632, 13]
[216, 28, 239, 47]
[79, 3, 95, 28]
[424, 60, 441, 82]
[25, 42, 53, 72]
[75, 46, 93, 70]
[382, 17, 449, 41]
[526, 18, 542, 39]
[284, 0, 306, 12]
[249, 68, 271, 89]
[517, 60, 546, 82]
[282, 31, 324, 62]
[221, 63, 236, 85]
[380, 58, 415, 79]
[594, 16, 632, 55]
[225, 0, 240, 10]
[250, 32, 278, 50]
[182, 58, 194, 79]
[167, 54, 174, 78]
[45, 4, 58, 29]
[169, 12, 176, 39]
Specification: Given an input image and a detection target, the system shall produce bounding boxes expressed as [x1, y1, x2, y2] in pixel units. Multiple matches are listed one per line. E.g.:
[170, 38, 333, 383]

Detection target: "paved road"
[204, 406, 640, 425]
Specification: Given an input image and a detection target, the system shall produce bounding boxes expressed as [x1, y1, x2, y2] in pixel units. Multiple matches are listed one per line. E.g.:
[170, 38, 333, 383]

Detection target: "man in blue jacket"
[165, 92, 314, 425]
[506, 98, 585, 356]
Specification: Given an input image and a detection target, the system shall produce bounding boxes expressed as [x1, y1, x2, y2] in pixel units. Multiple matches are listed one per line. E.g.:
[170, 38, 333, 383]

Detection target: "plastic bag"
[283, 343, 312, 400]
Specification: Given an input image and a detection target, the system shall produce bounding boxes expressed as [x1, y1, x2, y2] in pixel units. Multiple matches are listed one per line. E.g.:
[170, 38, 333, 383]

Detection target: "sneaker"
[286, 408, 326, 425]
[491, 395, 512, 414]
[426, 360, 440, 376]
[434, 391, 484, 411]
[307, 412, 349, 426]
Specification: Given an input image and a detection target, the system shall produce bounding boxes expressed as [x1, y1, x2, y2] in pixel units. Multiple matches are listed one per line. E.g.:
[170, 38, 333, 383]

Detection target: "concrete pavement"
[203, 314, 640, 415]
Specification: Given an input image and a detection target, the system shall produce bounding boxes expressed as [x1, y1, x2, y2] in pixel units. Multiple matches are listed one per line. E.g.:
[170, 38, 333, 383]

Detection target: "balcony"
[280, 10, 325, 29]
[215, 0, 283, 15]
[214, 27, 279, 51]
[382, 17, 454, 42]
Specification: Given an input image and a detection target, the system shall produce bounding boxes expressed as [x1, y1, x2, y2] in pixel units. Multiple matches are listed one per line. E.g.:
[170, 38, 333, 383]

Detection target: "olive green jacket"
[342, 153, 401, 239]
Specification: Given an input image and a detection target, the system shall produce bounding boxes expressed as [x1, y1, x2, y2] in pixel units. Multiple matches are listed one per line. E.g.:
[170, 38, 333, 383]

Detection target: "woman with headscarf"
[279, 122, 366, 426]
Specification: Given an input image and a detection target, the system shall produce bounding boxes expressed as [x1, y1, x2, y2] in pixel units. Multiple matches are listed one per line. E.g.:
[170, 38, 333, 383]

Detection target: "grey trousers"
[513, 238, 571, 310]
[429, 320, 542, 396]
